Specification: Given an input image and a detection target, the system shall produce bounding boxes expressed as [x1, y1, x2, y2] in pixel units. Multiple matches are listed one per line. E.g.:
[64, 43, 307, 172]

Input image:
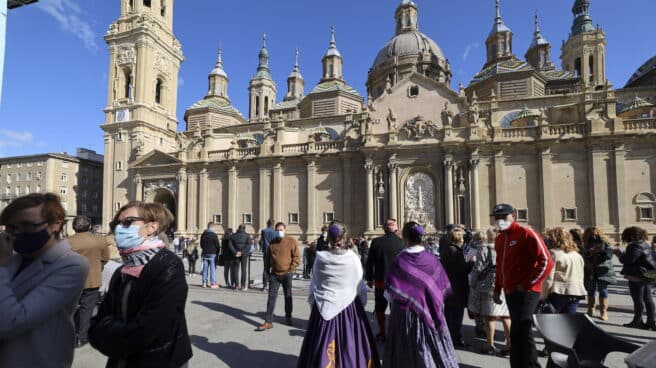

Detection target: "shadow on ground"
[192, 300, 308, 331]
[191, 335, 298, 368]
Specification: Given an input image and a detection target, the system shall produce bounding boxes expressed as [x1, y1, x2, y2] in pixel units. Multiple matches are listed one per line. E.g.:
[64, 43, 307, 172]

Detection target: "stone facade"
[0, 148, 104, 235]
[102, 0, 656, 240]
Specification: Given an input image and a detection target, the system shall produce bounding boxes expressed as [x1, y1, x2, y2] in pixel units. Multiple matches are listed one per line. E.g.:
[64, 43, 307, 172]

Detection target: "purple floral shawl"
[385, 249, 452, 330]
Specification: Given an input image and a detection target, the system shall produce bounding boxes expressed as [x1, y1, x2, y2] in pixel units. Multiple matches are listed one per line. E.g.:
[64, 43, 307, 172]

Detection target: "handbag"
[217, 252, 225, 266]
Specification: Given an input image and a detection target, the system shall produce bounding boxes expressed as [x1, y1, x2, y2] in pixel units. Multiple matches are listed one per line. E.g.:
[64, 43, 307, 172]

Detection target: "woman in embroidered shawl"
[384, 221, 459, 368]
[297, 220, 380, 368]
[89, 201, 192, 368]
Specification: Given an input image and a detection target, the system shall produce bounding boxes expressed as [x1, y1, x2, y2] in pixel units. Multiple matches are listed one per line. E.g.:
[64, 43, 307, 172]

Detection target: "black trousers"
[265, 273, 293, 323]
[234, 256, 250, 288]
[224, 260, 236, 287]
[628, 281, 655, 323]
[188, 257, 197, 274]
[75, 288, 99, 341]
[505, 290, 541, 368]
[444, 304, 465, 342]
[374, 287, 388, 313]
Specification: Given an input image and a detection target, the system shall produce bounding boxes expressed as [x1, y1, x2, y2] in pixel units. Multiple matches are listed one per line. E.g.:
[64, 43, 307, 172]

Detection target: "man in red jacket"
[492, 203, 553, 368]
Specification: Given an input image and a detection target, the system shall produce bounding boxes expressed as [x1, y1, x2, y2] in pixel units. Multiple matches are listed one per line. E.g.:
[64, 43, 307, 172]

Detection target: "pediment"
[132, 150, 182, 168]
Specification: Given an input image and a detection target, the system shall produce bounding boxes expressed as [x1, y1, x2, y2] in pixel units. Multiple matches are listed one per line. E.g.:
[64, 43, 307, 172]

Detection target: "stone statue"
[441, 101, 453, 127]
[387, 108, 397, 131]
[385, 76, 392, 92]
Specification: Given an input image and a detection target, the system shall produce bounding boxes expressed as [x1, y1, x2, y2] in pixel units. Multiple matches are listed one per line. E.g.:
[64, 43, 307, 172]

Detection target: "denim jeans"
[201, 254, 217, 285]
[548, 294, 580, 314]
[628, 281, 655, 323]
[586, 278, 609, 298]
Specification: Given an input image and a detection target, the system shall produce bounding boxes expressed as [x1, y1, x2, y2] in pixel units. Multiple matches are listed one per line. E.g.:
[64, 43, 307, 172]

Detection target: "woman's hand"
[0, 233, 13, 266]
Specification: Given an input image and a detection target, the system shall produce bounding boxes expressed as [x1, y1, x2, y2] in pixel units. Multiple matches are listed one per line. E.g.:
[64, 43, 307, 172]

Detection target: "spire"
[254, 33, 272, 80]
[395, 0, 419, 34]
[571, 0, 595, 36]
[530, 11, 549, 48]
[289, 48, 303, 79]
[210, 47, 228, 78]
[324, 26, 342, 58]
[489, 0, 511, 36]
[286, 48, 304, 100]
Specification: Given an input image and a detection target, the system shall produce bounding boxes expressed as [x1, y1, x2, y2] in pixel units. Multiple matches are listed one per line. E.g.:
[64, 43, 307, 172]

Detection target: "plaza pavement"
[74, 249, 655, 368]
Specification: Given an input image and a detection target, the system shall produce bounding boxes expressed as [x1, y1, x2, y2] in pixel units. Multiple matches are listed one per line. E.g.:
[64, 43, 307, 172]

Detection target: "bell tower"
[101, 0, 184, 229]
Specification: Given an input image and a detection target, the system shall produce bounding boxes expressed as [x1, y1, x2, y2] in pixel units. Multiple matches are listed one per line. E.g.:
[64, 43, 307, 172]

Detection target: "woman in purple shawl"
[384, 221, 459, 368]
[297, 220, 381, 368]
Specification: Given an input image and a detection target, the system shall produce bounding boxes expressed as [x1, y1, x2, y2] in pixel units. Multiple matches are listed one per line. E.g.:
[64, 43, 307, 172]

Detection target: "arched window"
[588, 55, 594, 82]
[124, 69, 132, 99]
[329, 64, 334, 78]
[264, 96, 269, 115]
[128, 0, 134, 11]
[255, 96, 261, 117]
[160, 0, 166, 16]
[574, 58, 582, 77]
[155, 78, 163, 104]
[143, 0, 151, 7]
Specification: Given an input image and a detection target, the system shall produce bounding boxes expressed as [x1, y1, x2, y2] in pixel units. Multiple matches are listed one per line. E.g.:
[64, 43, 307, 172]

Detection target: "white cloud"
[0, 129, 33, 145]
[178, 76, 185, 87]
[37, 0, 98, 51]
[462, 42, 481, 62]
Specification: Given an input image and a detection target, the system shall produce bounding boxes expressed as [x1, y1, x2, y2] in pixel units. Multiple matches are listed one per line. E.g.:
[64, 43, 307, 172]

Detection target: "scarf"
[386, 249, 451, 330]
[119, 238, 166, 278]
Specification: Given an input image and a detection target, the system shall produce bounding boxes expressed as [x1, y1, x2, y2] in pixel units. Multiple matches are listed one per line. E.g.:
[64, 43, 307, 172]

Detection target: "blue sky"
[0, 0, 654, 158]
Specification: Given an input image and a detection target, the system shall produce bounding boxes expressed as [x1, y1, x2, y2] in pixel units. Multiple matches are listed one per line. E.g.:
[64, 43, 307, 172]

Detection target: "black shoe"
[641, 321, 656, 331]
[475, 328, 486, 338]
[453, 339, 469, 349]
[285, 316, 293, 326]
[538, 348, 548, 357]
[75, 339, 88, 348]
[497, 348, 511, 357]
[623, 320, 646, 329]
[375, 333, 386, 342]
[480, 345, 498, 355]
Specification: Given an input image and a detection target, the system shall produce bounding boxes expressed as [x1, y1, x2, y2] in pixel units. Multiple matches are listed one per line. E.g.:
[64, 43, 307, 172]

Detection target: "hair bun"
[412, 224, 425, 236]
[328, 224, 341, 239]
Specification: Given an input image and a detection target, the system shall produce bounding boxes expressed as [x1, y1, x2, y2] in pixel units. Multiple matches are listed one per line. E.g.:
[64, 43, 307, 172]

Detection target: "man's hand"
[0, 233, 13, 266]
[493, 291, 502, 305]
[236, 251, 242, 257]
[367, 281, 374, 288]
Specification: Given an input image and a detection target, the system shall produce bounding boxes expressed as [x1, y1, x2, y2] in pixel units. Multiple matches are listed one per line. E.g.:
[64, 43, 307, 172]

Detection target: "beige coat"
[542, 249, 587, 299]
[68, 232, 109, 289]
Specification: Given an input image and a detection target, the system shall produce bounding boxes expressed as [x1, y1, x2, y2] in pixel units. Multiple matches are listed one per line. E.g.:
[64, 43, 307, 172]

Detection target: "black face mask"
[13, 229, 53, 254]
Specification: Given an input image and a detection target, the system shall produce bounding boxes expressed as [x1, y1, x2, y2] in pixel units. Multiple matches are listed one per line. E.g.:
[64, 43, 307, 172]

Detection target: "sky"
[0, 0, 654, 158]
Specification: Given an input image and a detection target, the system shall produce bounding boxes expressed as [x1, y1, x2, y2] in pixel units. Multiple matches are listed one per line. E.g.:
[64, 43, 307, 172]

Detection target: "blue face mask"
[114, 225, 145, 249]
[276, 231, 285, 239]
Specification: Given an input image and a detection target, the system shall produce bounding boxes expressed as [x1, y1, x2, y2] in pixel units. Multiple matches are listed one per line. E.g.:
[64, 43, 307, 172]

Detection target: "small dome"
[619, 95, 654, 114]
[372, 31, 445, 69]
[210, 66, 227, 78]
[625, 56, 656, 88]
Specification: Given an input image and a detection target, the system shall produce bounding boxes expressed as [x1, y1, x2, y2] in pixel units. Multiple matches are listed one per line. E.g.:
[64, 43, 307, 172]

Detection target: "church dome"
[372, 31, 445, 69]
[625, 55, 656, 88]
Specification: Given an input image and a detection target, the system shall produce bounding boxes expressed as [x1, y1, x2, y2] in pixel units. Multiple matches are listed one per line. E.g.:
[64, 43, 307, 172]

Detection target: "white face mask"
[322, 232, 327, 238]
[496, 219, 511, 231]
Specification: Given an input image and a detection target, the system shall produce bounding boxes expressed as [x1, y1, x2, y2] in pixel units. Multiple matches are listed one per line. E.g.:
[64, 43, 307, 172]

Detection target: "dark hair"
[621, 226, 648, 244]
[207, 222, 214, 228]
[112, 201, 173, 235]
[0, 193, 66, 227]
[72, 215, 92, 233]
[402, 221, 424, 244]
[267, 219, 274, 228]
[326, 220, 347, 246]
[223, 229, 233, 240]
[275, 222, 286, 229]
[569, 228, 583, 247]
[238, 224, 245, 232]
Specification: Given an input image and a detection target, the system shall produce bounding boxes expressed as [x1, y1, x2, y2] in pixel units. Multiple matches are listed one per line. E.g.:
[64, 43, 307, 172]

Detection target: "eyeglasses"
[5, 220, 49, 235]
[110, 216, 145, 231]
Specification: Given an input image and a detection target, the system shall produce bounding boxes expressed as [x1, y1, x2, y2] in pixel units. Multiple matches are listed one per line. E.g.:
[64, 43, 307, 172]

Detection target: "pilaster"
[227, 165, 237, 229]
[306, 158, 317, 235]
[198, 168, 208, 229]
[176, 168, 187, 233]
[613, 144, 627, 232]
[539, 147, 553, 232]
[365, 157, 374, 233]
[469, 157, 480, 231]
[388, 155, 398, 221]
[444, 156, 454, 225]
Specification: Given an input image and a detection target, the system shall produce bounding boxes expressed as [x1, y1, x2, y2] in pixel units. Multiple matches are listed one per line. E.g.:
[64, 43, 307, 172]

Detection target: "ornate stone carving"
[386, 108, 397, 132]
[399, 116, 440, 140]
[404, 172, 436, 231]
[441, 101, 454, 127]
[116, 44, 136, 66]
[154, 52, 170, 75]
[144, 179, 177, 197]
[364, 158, 374, 172]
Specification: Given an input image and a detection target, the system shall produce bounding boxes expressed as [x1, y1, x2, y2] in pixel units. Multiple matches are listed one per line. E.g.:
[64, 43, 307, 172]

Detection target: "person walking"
[581, 227, 617, 320]
[230, 225, 251, 290]
[439, 225, 471, 348]
[468, 228, 511, 356]
[258, 222, 301, 331]
[541, 227, 587, 314]
[0, 193, 89, 367]
[260, 220, 276, 290]
[68, 215, 110, 348]
[315, 225, 329, 252]
[365, 218, 404, 341]
[221, 229, 236, 288]
[492, 203, 553, 368]
[297, 221, 380, 368]
[89, 201, 192, 367]
[200, 222, 221, 288]
[183, 238, 199, 275]
[613, 226, 656, 330]
[384, 221, 458, 368]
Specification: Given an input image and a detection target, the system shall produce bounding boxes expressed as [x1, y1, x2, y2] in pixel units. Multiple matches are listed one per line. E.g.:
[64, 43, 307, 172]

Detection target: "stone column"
[539, 148, 554, 232]
[272, 162, 282, 223]
[176, 168, 187, 233]
[102, 134, 114, 232]
[342, 157, 352, 228]
[444, 157, 454, 225]
[187, 173, 198, 233]
[258, 165, 269, 227]
[227, 165, 237, 229]
[388, 158, 398, 221]
[365, 158, 374, 233]
[306, 159, 317, 235]
[613, 144, 627, 232]
[469, 158, 480, 231]
[134, 174, 143, 201]
[494, 150, 505, 205]
[198, 168, 208, 229]
[588, 147, 609, 229]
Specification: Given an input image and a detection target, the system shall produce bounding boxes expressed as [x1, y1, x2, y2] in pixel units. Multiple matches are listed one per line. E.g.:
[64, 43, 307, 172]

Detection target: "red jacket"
[494, 221, 553, 294]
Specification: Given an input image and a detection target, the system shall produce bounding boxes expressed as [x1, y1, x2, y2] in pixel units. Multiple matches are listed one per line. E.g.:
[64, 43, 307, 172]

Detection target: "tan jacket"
[104, 234, 121, 260]
[264, 236, 301, 275]
[68, 232, 109, 289]
[541, 249, 587, 299]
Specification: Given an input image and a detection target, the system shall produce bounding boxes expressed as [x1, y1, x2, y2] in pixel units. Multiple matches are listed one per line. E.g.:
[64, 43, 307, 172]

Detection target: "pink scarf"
[119, 238, 166, 278]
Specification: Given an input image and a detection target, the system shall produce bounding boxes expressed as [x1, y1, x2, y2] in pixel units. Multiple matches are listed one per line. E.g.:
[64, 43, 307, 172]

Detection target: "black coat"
[89, 249, 192, 368]
[200, 230, 221, 255]
[439, 242, 472, 308]
[221, 237, 236, 261]
[229, 231, 250, 255]
[365, 233, 404, 283]
[620, 241, 656, 281]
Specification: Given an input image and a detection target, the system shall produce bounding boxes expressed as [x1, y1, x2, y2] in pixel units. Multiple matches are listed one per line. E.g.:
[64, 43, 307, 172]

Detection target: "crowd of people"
[0, 192, 654, 367]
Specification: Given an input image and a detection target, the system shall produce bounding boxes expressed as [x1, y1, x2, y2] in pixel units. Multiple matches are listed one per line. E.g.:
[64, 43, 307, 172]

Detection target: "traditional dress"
[384, 246, 459, 368]
[297, 248, 380, 368]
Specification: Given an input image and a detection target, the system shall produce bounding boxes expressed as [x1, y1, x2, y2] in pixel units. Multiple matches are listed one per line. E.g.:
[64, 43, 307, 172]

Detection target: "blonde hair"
[485, 227, 497, 244]
[547, 227, 578, 253]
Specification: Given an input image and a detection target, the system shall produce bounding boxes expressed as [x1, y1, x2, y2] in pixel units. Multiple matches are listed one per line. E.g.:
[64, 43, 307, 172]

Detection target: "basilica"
[101, 0, 656, 240]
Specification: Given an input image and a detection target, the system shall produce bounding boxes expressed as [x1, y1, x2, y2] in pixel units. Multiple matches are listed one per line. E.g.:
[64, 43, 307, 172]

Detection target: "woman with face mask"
[0, 193, 89, 367]
[88, 201, 192, 368]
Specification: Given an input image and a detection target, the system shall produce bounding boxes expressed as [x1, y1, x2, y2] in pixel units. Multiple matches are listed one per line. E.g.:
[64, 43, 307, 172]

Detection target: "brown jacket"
[104, 234, 121, 260]
[68, 232, 109, 289]
[264, 236, 301, 275]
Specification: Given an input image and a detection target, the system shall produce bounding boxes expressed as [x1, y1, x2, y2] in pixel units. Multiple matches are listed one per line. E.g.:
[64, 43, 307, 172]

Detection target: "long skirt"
[297, 298, 381, 368]
[384, 303, 459, 368]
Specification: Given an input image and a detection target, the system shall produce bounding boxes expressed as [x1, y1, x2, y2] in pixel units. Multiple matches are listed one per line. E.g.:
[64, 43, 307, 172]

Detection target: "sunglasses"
[109, 216, 145, 231]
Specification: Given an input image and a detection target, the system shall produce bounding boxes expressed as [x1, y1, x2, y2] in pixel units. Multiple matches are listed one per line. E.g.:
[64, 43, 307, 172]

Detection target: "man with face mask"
[492, 203, 553, 368]
[0, 193, 89, 367]
[258, 222, 300, 331]
[316, 225, 329, 252]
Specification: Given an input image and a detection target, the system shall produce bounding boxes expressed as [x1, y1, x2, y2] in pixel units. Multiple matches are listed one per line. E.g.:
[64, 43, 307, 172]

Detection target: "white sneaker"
[243, 286, 249, 291]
